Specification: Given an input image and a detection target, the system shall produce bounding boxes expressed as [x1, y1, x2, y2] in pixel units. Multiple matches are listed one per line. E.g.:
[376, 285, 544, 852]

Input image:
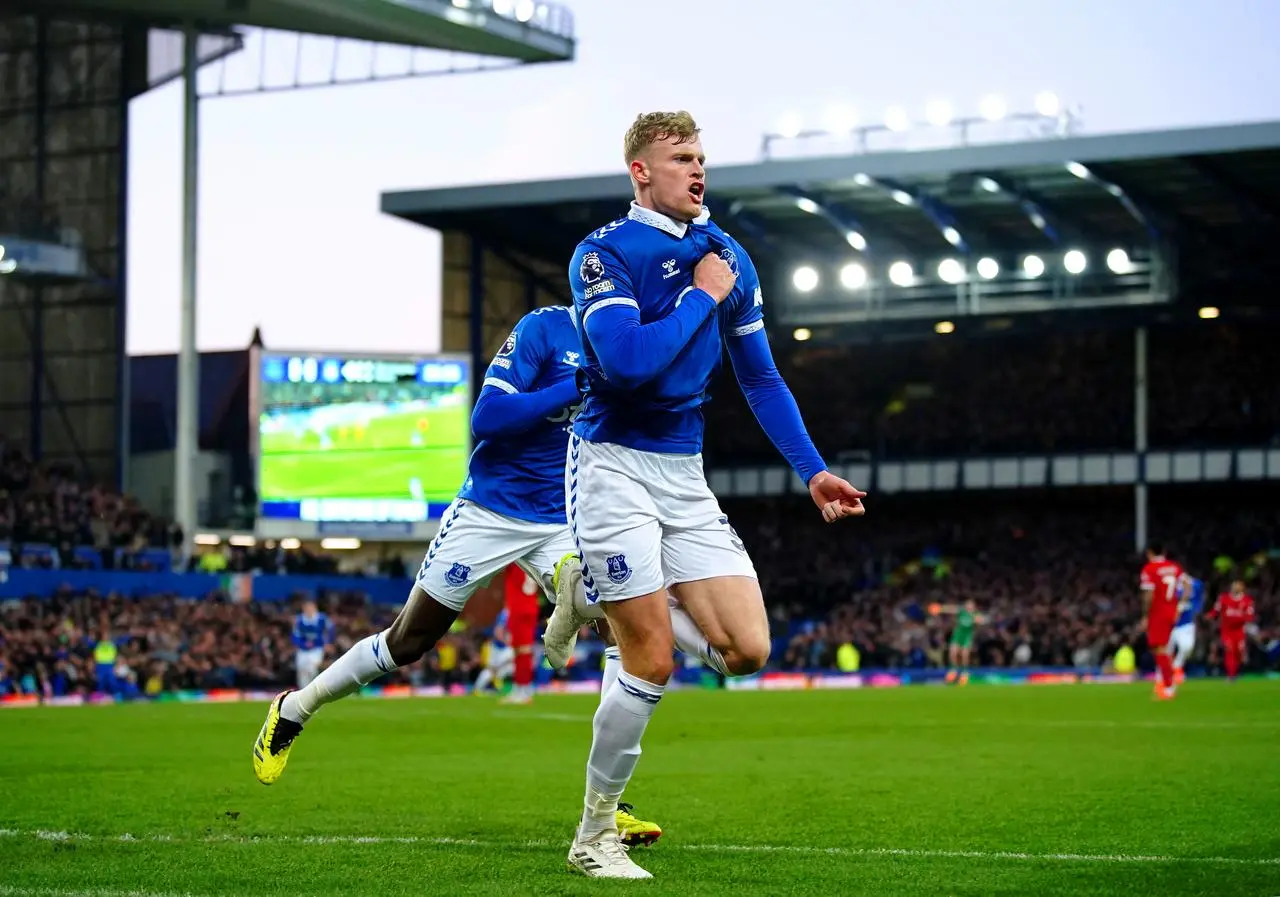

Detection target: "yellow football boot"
[616, 802, 662, 848]
[253, 690, 304, 785]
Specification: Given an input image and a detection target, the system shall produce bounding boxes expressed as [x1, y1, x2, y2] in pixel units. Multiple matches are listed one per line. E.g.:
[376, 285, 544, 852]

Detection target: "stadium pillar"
[469, 237, 485, 402]
[174, 24, 201, 557]
[1134, 327, 1149, 553]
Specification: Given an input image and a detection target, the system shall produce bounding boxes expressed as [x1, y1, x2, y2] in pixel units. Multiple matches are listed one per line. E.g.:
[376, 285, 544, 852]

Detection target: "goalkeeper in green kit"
[928, 598, 987, 685]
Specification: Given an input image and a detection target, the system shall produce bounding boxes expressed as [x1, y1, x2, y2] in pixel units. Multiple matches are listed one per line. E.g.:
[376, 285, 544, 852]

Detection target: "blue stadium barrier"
[0, 568, 414, 603]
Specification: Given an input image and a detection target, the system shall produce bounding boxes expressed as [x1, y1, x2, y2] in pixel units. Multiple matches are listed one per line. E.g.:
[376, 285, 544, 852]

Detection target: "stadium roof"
[381, 120, 1280, 283]
[32, 0, 575, 61]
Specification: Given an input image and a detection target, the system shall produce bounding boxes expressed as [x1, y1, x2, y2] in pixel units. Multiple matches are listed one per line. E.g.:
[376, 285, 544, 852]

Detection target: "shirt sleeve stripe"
[730, 320, 765, 337]
[581, 296, 639, 325]
[482, 377, 518, 394]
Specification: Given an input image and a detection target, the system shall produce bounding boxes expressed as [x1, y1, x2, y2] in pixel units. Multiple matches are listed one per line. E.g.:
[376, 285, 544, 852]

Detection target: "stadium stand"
[702, 323, 1280, 467]
[3, 481, 1276, 699]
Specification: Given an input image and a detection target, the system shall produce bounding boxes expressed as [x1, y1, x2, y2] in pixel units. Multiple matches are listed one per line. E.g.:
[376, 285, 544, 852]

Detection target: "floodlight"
[840, 262, 868, 289]
[937, 259, 966, 284]
[1106, 248, 1133, 274]
[1034, 91, 1061, 117]
[793, 266, 819, 292]
[979, 95, 1007, 122]
[884, 106, 910, 132]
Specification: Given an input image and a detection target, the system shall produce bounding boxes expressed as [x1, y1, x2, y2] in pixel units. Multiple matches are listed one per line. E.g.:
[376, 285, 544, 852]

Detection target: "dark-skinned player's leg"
[253, 584, 462, 785]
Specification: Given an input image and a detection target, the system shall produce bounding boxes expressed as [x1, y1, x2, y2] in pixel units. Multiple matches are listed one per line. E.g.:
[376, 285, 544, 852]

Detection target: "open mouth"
[688, 182, 704, 203]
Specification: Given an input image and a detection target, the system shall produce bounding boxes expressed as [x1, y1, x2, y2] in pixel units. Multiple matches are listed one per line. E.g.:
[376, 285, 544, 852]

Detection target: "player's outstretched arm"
[726, 327, 865, 522]
[471, 379, 581, 440]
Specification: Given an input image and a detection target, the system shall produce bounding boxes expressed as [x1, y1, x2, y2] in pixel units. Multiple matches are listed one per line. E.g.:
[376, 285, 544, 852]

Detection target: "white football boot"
[566, 826, 653, 879]
[543, 553, 596, 670]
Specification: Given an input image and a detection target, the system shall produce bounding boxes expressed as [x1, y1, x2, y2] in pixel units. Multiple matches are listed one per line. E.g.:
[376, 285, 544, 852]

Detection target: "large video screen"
[255, 352, 471, 523]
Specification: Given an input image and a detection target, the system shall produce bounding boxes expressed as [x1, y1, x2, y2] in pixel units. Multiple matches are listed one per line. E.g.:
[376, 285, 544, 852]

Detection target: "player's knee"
[623, 646, 674, 685]
[721, 637, 770, 676]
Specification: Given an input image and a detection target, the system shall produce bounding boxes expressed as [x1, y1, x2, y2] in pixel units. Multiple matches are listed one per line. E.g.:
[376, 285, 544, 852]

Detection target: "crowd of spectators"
[0, 588, 488, 699]
[3, 319, 1280, 698]
[703, 323, 1280, 466]
[0, 440, 179, 572]
[744, 485, 1280, 676]
[2, 485, 1276, 698]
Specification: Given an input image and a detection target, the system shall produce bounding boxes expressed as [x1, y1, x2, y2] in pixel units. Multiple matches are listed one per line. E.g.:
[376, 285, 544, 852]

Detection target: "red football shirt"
[1215, 593, 1256, 633]
[504, 564, 540, 618]
[1140, 558, 1184, 622]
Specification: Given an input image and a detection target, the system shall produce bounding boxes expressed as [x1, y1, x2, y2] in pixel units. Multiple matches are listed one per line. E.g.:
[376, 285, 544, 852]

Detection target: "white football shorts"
[487, 645, 516, 674]
[1168, 623, 1196, 659]
[415, 498, 577, 611]
[295, 648, 325, 688]
[566, 434, 757, 604]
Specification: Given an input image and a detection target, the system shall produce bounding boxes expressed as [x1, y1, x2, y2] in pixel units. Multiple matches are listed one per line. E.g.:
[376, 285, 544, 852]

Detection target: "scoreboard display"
[254, 352, 471, 524]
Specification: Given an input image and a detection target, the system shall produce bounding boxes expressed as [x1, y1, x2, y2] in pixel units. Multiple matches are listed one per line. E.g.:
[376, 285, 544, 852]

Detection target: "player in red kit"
[1208, 579, 1256, 681]
[502, 563, 541, 705]
[1139, 545, 1183, 700]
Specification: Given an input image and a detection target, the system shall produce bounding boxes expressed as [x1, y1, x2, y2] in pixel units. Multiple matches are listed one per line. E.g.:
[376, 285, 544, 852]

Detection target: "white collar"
[627, 201, 711, 238]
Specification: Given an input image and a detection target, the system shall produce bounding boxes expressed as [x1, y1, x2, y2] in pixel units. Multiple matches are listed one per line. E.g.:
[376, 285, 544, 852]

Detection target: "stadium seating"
[702, 324, 1280, 466]
[2, 485, 1275, 699]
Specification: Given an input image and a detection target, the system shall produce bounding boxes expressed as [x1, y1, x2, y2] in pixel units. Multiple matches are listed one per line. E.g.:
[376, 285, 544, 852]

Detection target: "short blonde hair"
[623, 111, 700, 164]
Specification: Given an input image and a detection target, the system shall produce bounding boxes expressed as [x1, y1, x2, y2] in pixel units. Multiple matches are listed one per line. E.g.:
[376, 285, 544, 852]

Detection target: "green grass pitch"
[2, 682, 1278, 896]
[259, 405, 469, 502]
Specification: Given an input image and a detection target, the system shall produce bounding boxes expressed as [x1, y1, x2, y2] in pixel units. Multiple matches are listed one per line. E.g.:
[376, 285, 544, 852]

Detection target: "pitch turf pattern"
[2, 684, 1277, 896]
[258, 406, 469, 502]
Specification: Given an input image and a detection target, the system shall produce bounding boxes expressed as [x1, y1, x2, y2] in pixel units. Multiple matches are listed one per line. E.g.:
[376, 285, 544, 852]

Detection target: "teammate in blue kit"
[291, 600, 335, 688]
[556, 111, 867, 880]
[254, 306, 583, 777]
[1169, 572, 1205, 683]
[250, 304, 667, 844]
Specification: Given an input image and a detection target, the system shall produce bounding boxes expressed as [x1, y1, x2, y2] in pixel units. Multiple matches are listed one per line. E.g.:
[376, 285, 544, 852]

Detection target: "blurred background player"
[1208, 579, 1256, 681]
[1169, 572, 1205, 684]
[292, 600, 334, 688]
[473, 607, 514, 694]
[501, 563, 540, 705]
[1139, 545, 1184, 700]
[929, 599, 986, 685]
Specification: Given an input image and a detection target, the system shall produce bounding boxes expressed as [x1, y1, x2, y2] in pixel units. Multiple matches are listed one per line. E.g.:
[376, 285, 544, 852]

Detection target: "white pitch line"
[0, 829, 1275, 867]
[490, 711, 591, 722]
[0, 887, 200, 897]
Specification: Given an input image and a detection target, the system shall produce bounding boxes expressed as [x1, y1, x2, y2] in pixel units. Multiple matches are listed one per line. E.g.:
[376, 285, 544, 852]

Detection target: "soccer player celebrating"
[929, 599, 985, 685]
[557, 110, 865, 880]
[1139, 545, 1184, 700]
[291, 600, 334, 689]
[1207, 579, 1256, 681]
[251, 303, 662, 843]
[1169, 572, 1205, 684]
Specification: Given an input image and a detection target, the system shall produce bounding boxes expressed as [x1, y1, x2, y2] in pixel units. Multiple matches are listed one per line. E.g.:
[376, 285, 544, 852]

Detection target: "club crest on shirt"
[719, 247, 739, 276]
[580, 251, 605, 285]
[605, 554, 633, 585]
[444, 562, 471, 588]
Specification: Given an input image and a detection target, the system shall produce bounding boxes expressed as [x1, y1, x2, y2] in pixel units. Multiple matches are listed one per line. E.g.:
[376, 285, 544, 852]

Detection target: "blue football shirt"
[292, 612, 333, 651]
[1175, 575, 1205, 627]
[458, 305, 582, 524]
[568, 203, 763, 455]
